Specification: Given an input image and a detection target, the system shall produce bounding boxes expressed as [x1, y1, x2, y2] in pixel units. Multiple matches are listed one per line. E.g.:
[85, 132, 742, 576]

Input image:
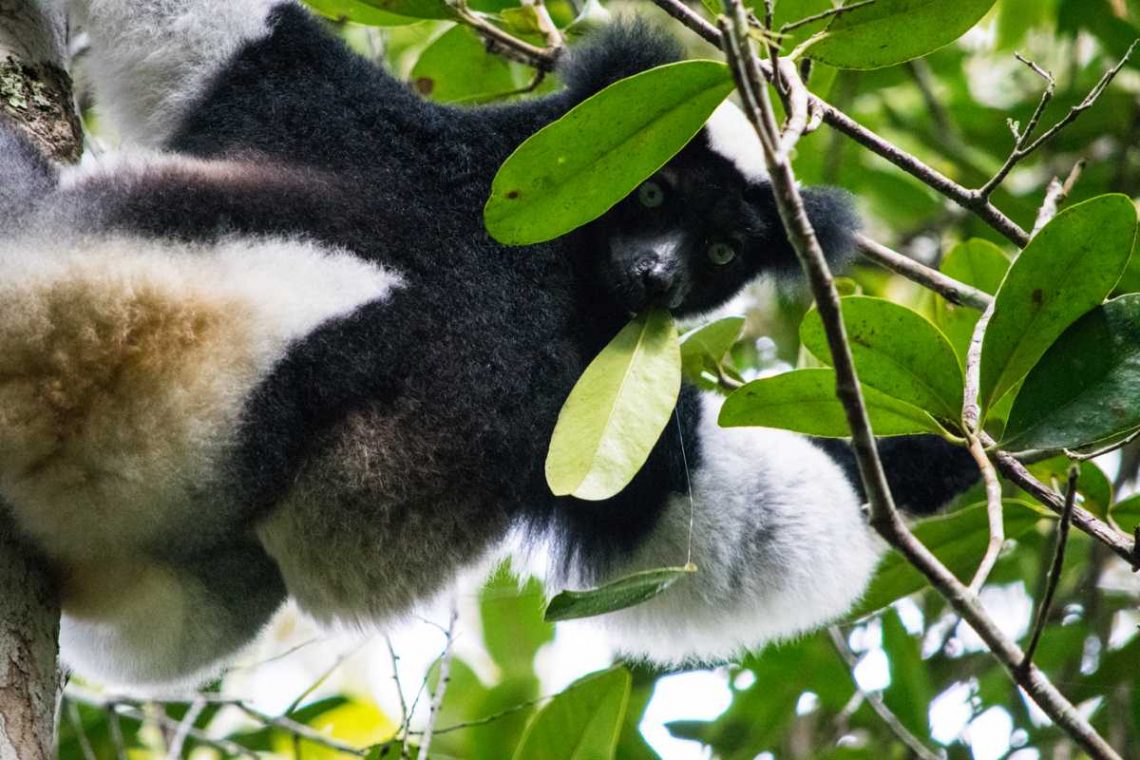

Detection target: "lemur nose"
[640, 260, 674, 297]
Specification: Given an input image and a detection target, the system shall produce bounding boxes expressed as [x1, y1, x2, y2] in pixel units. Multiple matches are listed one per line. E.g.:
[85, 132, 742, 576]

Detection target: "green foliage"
[484, 61, 734, 244]
[513, 668, 632, 759]
[411, 26, 516, 102]
[719, 367, 946, 436]
[801, 296, 963, 422]
[1004, 295, 1140, 451]
[544, 565, 697, 621]
[805, 0, 1000, 69]
[679, 315, 745, 388]
[980, 195, 1137, 417]
[934, 238, 1010, 362]
[546, 308, 680, 501]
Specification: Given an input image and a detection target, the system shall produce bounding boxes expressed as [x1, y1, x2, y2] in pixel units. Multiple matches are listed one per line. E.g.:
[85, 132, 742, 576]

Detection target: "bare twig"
[779, 0, 875, 34]
[450, 0, 561, 71]
[828, 627, 941, 760]
[1022, 466, 1078, 672]
[717, 6, 1124, 757]
[978, 43, 1137, 200]
[418, 602, 459, 760]
[232, 703, 366, 756]
[522, 0, 564, 49]
[961, 297, 1003, 592]
[1032, 160, 1086, 234]
[855, 233, 992, 310]
[165, 698, 206, 760]
[989, 444, 1137, 568]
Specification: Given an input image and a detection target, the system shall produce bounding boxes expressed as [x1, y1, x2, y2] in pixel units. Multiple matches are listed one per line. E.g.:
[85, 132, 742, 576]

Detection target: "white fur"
[705, 101, 769, 183]
[69, 0, 280, 145]
[0, 231, 399, 561]
[566, 394, 880, 665]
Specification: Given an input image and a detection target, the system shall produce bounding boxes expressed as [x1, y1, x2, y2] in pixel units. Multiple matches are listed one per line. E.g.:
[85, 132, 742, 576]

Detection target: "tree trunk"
[0, 2, 79, 757]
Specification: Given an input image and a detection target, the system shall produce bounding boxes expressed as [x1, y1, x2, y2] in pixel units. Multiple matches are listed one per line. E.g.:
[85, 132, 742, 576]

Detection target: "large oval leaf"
[846, 501, 1043, 620]
[805, 0, 998, 70]
[410, 26, 515, 103]
[1003, 295, 1140, 451]
[718, 368, 945, 437]
[544, 565, 697, 622]
[546, 309, 681, 501]
[980, 194, 1137, 416]
[514, 668, 631, 760]
[358, 0, 455, 20]
[485, 61, 734, 245]
[800, 296, 963, 422]
[305, 0, 419, 25]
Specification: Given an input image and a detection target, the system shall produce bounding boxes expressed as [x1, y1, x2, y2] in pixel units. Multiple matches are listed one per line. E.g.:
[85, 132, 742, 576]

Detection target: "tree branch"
[1021, 466, 1077, 673]
[855, 233, 992, 310]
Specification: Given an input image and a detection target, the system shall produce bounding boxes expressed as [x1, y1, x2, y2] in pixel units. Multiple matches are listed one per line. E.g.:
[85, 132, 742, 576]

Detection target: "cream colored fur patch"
[0, 232, 399, 561]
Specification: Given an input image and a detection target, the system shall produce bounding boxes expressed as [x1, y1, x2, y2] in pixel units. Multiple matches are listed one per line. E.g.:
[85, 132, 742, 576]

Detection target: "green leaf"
[485, 61, 734, 244]
[410, 26, 516, 103]
[1110, 493, 1140, 534]
[679, 315, 745, 384]
[513, 668, 632, 760]
[880, 609, 932, 740]
[481, 562, 554, 676]
[304, 0, 420, 25]
[804, 0, 998, 70]
[980, 195, 1137, 416]
[718, 368, 945, 437]
[358, 0, 455, 19]
[546, 309, 681, 500]
[1003, 295, 1140, 452]
[544, 565, 696, 622]
[935, 239, 1010, 362]
[846, 501, 1044, 619]
[800, 296, 963, 421]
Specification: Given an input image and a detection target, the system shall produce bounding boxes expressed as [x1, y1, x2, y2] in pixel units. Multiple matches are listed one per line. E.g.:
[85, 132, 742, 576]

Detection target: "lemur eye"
[637, 180, 666, 208]
[708, 242, 736, 265]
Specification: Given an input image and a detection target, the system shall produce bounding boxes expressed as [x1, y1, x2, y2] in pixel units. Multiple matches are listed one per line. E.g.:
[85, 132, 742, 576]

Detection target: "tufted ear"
[744, 180, 860, 278]
[558, 20, 683, 100]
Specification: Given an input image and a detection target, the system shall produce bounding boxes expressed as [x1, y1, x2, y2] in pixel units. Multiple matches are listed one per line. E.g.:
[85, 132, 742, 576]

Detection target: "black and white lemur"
[0, 0, 975, 685]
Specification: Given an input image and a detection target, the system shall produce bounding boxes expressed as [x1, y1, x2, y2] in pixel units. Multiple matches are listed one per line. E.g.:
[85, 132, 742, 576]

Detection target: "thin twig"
[828, 627, 941, 760]
[1032, 159, 1086, 234]
[66, 699, 98, 760]
[989, 443, 1138, 568]
[1022, 466, 1078, 672]
[855, 233, 992, 310]
[450, 0, 561, 71]
[232, 703, 367, 756]
[418, 601, 459, 760]
[780, 0, 874, 34]
[385, 636, 410, 747]
[962, 298, 1003, 592]
[166, 698, 206, 760]
[978, 42, 1136, 199]
[522, 0, 564, 49]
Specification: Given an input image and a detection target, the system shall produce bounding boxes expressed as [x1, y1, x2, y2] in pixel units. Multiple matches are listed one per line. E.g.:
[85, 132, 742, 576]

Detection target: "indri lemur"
[0, 0, 975, 684]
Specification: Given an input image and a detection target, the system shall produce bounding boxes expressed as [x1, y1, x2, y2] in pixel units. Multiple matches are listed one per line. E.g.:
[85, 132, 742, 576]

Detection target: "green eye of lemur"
[708, 242, 736, 265]
[637, 180, 666, 208]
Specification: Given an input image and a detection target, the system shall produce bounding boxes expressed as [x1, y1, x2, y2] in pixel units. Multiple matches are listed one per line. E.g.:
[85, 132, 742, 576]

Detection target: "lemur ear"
[558, 20, 683, 100]
[744, 181, 860, 277]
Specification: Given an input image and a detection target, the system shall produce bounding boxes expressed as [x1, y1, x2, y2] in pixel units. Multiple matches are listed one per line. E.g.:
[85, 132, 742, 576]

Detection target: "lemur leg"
[60, 539, 285, 686]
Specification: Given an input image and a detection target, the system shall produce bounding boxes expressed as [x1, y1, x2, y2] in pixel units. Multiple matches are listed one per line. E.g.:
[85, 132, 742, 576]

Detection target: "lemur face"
[590, 146, 780, 318]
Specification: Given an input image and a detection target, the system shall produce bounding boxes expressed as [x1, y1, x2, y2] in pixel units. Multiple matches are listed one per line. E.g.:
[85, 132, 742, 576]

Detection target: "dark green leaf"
[1027, 457, 1112, 519]
[1110, 493, 1140, 534]
[935, 238, 1010, 362]
[1003, 294, 1140, 451]
[981, 195, 1137, 416]
[805, 0, 999, 70]
[513, 668, 632, 760]
[546, 309, 681, 501]
[485, 61, 733, 244]
[544, 565, 697, 622]
[719, 368, 945, 437]
[800, 296, 963, 421]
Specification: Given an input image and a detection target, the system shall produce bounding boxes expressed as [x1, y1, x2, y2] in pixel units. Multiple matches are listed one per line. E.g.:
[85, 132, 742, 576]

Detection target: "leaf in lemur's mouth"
[546, 308, 681, 501]
[544, 564, 698, 622]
